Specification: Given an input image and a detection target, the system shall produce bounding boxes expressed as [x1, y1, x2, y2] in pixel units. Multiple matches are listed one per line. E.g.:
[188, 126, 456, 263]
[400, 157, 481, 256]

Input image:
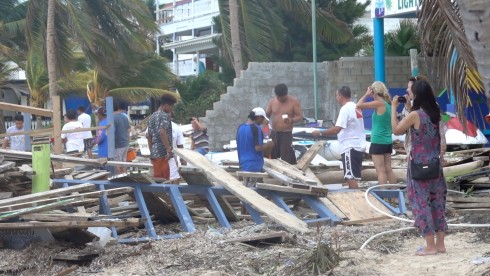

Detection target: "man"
[190, 117, 209, 155]
[61, 109, 85, 153]
[265, 83, 302, 164]
[312, 86, 366, 189]
[169, 116, 187, 184]
[77, 106, 93, 158]
[113, 101, 130, 174]
[147, 94, 177, 179]
[2, 114, 26, 151]
[236, 107, 274, 177]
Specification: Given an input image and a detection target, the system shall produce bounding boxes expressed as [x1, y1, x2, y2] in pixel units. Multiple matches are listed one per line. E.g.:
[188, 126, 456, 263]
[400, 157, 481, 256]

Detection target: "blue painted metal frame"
[97, 184, 118, 238]
[52, 178, 404, 242]
[369, 189, 407, 215]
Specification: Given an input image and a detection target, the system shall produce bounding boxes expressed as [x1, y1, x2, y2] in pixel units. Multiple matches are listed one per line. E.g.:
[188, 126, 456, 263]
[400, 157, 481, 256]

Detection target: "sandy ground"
[1, 215, 490, 276]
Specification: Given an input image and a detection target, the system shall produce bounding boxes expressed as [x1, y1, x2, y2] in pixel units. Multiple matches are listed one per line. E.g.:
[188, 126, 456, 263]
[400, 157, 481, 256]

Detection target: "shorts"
[114, 147, 129, 162]
[341, 149, 363, 180]
[169, 157, 180, 180]
[151, 158, 170, 179]
[195, 147, 209, 155]
[369, 143, 392, 155]
[270, 130, 296, 165]
[83, 138, 93, 152]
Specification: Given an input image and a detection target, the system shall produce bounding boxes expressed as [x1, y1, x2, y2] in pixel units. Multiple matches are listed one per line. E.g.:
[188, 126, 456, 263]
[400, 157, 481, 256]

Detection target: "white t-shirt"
[335, 101, 366, 153]
[78, 112, 92, 139]
[169, 122, 185, 180]
[61, 121, 85, 152]
[5, 126, 25, 151]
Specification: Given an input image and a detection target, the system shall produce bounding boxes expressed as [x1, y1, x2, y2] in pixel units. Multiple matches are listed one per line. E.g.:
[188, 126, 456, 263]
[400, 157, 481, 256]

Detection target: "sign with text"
[371, 0, 421, 18]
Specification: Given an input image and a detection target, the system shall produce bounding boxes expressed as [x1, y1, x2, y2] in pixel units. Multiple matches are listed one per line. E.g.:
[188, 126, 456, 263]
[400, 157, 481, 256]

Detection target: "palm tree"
[418, 0, 485, 125]
[24, 0, 159, 153]
[385, 19, 419, 56]
[217, 0, 352, 77]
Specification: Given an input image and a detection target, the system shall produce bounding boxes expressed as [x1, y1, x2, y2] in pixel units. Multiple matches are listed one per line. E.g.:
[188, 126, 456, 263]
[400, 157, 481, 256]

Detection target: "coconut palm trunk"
[46, 0, 62, 154]
[456, 0, 490, 95]
[229, 0, 243, 77]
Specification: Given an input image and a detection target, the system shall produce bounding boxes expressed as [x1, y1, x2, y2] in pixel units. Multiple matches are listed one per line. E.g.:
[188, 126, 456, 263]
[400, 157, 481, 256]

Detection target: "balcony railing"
[156, 0, 219, 25]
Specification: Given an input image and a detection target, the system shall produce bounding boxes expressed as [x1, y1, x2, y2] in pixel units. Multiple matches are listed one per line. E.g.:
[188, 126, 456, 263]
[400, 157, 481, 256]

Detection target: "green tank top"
[371, 101, 392, 144]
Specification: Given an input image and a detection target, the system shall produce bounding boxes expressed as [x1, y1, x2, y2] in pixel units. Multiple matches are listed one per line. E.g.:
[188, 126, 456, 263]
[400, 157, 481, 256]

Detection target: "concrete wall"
[203, 56, 427, 150]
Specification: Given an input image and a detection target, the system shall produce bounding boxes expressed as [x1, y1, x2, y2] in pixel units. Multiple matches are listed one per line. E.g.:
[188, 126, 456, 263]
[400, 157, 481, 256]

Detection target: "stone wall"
[203, 56, 426, 150]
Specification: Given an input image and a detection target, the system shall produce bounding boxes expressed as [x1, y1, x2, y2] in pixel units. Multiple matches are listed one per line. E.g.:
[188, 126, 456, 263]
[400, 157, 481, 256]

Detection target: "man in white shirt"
[77, 106, 93, 158]
[169, 120, 187, 183]
[312, 86, 366, 189]
[2, 114, 26, 151]
[62, 109, 85, 153]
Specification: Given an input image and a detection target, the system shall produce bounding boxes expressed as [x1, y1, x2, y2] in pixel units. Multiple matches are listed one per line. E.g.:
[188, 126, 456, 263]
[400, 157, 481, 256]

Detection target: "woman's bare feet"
[415, 246, 438, 256]
[436, 246, 446, 253]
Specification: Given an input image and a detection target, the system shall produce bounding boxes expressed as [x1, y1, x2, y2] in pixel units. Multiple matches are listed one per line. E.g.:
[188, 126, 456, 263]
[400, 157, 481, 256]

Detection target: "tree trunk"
[229, 0, 243, 78]
[46, 0, 62, 154]
[456, 0, 490, 95]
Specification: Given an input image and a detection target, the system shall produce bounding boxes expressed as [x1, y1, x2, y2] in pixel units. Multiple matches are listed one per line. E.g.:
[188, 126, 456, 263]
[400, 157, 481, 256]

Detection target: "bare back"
[266, 95, 302, 132]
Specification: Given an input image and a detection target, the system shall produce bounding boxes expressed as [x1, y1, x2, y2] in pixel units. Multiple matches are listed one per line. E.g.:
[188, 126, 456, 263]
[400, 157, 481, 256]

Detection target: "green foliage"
[172, 71, 227, 124]
[385, 19, 419, 56]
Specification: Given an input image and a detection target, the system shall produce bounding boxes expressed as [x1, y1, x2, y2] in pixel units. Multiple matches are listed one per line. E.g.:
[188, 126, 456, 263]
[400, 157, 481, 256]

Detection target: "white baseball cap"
[252, 107, 269, 121]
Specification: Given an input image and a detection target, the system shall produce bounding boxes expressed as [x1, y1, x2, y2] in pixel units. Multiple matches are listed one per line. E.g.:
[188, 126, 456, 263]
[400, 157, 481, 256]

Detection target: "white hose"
[360, 184, 490, 249]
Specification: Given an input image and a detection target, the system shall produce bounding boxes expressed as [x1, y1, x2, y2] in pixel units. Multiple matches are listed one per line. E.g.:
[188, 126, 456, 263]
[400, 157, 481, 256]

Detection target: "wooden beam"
[0, 125, 108, 138]
[0, 183, 96, 207]
[0, 218, 140, 229]
[0, 187, 133, 212]
[0, 102, 53, 117]
[0, 149, 108, 167]
[0, 198, 98, 220]
[174, 148, 309, 233]
[257, 183, 326, 196]
[295, 140, 325, 172]
[264, 159, 318, 185]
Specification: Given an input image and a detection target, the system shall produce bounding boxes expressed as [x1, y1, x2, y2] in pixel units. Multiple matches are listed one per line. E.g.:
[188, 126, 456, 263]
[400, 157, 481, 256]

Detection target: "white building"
[155, 0, 221, 77]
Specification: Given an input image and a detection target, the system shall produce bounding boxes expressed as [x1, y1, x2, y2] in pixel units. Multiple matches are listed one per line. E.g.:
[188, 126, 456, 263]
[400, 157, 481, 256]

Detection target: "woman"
[392, 79, 447, 256]
[357, 81, 396, 184]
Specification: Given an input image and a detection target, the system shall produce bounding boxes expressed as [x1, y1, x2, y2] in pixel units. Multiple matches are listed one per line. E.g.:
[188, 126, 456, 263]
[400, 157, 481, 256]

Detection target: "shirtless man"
[265, 83, 302, 164]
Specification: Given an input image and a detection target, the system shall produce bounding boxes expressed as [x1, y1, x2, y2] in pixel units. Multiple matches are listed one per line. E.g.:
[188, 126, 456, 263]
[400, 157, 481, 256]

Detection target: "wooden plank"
[0, 102, 53, 117]
[0, 187, 132, 212]
[0, 184, 96, 207]
[446, 196, 490, 203]
[0, 161, 16, 173]
[264, 159, 318, 185]
[327, 190, 390, 221]
[236, 171, 269, 178]
[0, 198, 98, 220]
[179, 166, 239, 222]
[174, 148, 309, 233]
[81, 171, 110, 180]
[318, 197, 348, 220]
[0, 150, 107, 167]
[221, 231, 287, 245]
[342, 216, 393, 225]
[19, 213, 94, 222]
[295, 141, 326, 172]
[0, 192, 13, 200]
[85, 194, 132, 213]
[53, 253, 99, 262]
[450, 203, 490, 209]
[0, 218, 140, 229]
[257, 183, 327, 196]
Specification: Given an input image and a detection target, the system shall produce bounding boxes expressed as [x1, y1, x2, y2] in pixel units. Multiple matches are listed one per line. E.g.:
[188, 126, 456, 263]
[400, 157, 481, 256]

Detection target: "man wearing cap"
[236, 107, 274, 179]
[265, 83, 302, 164]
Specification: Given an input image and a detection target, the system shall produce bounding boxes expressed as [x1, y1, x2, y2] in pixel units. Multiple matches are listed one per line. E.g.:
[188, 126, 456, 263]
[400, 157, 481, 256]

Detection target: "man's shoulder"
[6, 126, 17, 133]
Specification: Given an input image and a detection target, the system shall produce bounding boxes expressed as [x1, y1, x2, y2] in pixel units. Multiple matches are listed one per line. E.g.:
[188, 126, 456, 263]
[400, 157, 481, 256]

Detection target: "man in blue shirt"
[95, 108, 108, 158]
[236, 107, 274, 178]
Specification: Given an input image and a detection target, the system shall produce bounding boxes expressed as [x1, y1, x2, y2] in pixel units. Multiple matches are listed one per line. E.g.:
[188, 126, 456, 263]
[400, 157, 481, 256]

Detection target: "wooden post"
[409, 49, 419, 77]
[52, 96, 63, 154]
[22, 112, 32, 152]
[106, 97, 115, 159]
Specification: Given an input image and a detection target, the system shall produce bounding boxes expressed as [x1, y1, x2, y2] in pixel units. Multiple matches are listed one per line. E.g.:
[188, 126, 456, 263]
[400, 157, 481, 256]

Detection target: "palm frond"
[418, 0, 483, 125]
[108, 87, 181, 103]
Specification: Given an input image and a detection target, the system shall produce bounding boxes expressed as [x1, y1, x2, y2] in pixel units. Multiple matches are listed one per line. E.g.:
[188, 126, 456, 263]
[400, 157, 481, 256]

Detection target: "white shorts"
[169, 157, 180, 180]
[114, 147, 129, 162]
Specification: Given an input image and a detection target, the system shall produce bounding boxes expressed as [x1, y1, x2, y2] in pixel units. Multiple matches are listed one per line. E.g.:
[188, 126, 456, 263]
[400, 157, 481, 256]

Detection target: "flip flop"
[415, 246, 438, 256]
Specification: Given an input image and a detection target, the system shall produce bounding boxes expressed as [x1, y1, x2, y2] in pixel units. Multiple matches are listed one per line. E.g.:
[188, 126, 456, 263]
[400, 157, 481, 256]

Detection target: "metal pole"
[312, 0, 318, 120]
[373, 17, 385, 82]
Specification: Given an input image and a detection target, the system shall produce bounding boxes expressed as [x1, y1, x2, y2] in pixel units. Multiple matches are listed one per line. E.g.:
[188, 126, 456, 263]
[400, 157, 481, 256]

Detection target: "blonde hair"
[370, 81, 391, 105]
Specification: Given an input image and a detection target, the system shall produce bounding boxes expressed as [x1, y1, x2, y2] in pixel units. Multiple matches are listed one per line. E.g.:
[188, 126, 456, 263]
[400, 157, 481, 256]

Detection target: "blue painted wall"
[64, 95, 93, 115]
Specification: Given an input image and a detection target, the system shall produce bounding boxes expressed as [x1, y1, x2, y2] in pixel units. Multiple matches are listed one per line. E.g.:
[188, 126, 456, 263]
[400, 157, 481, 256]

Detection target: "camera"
[397, 97, 407, 103]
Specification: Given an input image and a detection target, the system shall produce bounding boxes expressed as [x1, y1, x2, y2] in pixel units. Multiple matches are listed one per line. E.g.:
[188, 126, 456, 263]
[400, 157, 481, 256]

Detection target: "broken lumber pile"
[447, 196, 490, 210]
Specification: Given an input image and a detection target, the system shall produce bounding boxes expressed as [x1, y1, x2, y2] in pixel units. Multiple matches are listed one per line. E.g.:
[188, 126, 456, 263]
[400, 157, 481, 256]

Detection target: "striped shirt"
[147, 110, 172, 159]
[191, 129, 209, 151]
